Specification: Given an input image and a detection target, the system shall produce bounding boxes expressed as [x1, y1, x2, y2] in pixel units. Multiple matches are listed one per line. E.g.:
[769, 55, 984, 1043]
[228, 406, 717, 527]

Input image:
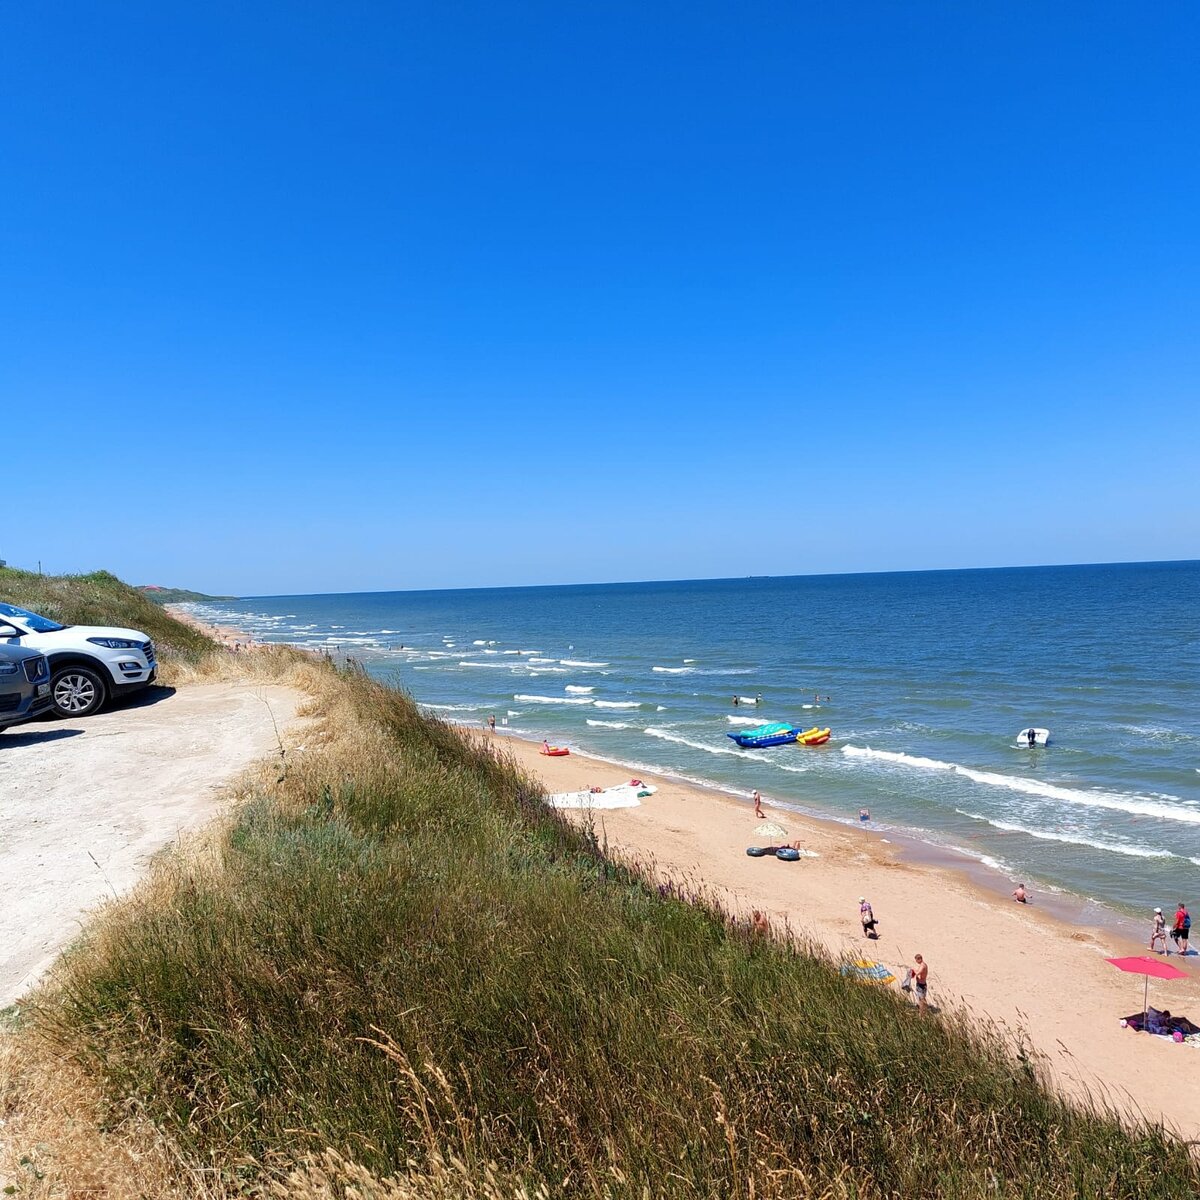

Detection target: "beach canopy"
[754, 821, 788, 839]
[840, 959, 896, 986]
[1106, 956, 1187, 1027]
[1105, 956, 1187, 981]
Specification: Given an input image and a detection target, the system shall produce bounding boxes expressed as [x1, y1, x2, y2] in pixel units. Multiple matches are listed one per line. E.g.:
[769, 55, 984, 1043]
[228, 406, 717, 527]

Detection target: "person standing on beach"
[1150, 907, 1168, 954]
[753, 790, 765, 819]
[487, 713, 496, 734]
[1172, 903, 1190, 954]
[912, 954, 929, 1013]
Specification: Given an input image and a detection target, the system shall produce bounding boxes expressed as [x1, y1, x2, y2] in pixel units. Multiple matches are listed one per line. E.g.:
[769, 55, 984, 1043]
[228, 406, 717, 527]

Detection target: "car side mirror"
[0, 624, 21, 638]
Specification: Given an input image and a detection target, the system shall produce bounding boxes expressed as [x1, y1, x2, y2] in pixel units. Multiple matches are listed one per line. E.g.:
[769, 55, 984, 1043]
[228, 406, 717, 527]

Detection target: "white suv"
[0, 602, 158, 718]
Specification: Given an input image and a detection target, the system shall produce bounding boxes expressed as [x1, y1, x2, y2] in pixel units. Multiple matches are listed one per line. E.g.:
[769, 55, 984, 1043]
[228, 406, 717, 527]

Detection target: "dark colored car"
[0, 643, 53, 732]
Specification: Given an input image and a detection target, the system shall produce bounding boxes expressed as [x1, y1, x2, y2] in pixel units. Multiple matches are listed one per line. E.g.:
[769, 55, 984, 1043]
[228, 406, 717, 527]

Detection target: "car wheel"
[51, 665, 108, 717]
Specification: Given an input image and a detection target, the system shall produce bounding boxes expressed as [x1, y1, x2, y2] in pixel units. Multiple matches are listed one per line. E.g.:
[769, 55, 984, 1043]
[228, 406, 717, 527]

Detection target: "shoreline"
[490, 721, 1152, 951]
[485, 726, 1200, 1138]
[173, 608, 1200, 1136]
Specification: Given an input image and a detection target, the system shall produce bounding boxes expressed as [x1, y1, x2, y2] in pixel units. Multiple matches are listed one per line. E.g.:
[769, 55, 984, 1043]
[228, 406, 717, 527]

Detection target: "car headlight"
[0, 662, 17, 675]
[87, 637, 143, 649]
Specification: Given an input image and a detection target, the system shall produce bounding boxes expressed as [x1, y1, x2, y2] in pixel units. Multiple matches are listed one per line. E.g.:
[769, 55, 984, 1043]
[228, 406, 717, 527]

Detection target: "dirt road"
[0, 682, 304, 1007]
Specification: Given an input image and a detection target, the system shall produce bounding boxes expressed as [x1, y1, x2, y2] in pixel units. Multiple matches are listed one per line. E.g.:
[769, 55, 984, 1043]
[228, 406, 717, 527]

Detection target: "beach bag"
[900, 967, 913, 992]
[1185, 913, 1192, 931]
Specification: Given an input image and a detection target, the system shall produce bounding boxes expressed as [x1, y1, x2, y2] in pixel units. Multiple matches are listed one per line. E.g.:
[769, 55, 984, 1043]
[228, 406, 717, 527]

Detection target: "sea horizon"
[218, 555, 1200, 603]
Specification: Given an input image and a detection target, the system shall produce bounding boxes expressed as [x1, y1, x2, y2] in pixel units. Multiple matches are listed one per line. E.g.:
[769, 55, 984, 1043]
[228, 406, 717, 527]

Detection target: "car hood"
[52, 625, 151, 643]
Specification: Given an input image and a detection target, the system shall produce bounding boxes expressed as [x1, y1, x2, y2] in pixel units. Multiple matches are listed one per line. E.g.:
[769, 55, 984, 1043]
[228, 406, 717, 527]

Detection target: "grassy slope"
[0, 567, 214, 667]
[4, 572, 1198, 1198]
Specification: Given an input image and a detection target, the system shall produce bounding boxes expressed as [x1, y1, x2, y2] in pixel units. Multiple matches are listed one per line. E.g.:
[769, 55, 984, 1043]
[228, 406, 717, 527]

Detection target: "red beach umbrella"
[1105, 955, 1188, 1029]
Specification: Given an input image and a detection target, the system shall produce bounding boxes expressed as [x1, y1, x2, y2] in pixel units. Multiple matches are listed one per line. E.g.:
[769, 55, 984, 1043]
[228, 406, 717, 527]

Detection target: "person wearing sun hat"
[1150, 907, 1168, 954]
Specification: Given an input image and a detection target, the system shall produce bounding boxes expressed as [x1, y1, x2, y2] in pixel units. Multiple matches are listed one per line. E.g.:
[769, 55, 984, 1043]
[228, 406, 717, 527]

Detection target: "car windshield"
[0, 601, 67, 633]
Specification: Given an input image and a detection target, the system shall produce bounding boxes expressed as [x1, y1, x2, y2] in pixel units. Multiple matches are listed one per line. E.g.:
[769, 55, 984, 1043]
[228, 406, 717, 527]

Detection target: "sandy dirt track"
[0, 682, 304, 1007]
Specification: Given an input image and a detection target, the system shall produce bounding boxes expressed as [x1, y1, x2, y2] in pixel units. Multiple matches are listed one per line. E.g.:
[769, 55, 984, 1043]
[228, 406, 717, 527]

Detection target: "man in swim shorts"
[912, 954, 929, 1013]
[1173, 903, 1190, 955]
[1012, 883, 1027, 903]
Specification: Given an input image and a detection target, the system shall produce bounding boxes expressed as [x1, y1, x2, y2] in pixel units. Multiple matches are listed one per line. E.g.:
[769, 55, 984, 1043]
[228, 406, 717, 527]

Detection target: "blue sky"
[3, 3, 1197, 593]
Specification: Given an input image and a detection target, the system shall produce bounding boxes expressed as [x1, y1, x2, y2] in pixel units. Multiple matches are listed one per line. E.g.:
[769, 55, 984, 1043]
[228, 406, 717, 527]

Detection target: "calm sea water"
[185, 562, 1200, 916]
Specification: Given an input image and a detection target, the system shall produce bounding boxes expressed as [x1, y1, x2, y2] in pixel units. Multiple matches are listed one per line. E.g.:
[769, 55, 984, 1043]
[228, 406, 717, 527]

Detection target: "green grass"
[9, 571, 1200, 1197]
[0, 566, 216, 666]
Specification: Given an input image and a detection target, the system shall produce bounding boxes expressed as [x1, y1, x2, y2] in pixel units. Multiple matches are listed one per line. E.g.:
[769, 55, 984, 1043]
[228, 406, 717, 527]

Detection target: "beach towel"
[1121, 1008, 1200, 1037]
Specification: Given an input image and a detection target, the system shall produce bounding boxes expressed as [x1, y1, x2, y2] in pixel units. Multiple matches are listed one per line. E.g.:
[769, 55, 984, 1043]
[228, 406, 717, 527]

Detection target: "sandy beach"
[493, 729, 1200, 1138]
[166, 604, 257, 650]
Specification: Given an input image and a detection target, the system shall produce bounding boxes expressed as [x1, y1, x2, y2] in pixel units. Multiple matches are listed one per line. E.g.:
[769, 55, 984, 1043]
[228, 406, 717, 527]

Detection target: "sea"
[181, 561, 1199, 920]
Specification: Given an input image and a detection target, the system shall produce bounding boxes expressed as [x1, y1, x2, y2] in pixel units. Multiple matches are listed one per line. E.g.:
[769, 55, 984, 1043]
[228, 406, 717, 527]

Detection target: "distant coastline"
[138, 585, 240, 605]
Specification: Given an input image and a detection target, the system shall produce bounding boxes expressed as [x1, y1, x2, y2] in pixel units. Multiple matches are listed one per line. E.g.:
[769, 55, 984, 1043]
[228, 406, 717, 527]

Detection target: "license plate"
[36, 683, 49, 696]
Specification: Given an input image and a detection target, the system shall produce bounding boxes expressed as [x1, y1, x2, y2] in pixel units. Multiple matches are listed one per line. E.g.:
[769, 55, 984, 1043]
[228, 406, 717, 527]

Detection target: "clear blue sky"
[3, 3, 1197, 594]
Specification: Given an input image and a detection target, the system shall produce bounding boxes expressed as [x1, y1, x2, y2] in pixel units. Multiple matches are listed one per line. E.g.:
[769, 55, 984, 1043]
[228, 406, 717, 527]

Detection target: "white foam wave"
[420, 702, 478, 712]
[726, 715, 763, 725]
[594, 700, 641, 709]
[737, 696, 760, 704]
[528, 658, 557, 665]
[587, 719, 631, 729]
[513, 693, 594, 706]
[643, 727, 768, 762]
[653, 666, 691, 674]
[560, 659, 609, 668]
[565, 685, 595, 694]
[956, 810, 1176, 860]
[459, 661, 519, 668]
[843, 745, 1200, 826]
[472, 640, 487, 645]
[684, 659, 696, 663]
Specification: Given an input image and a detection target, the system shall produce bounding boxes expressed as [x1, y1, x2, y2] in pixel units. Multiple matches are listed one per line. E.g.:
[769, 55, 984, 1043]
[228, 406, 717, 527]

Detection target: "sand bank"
[493, 729, 1200, 1139]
